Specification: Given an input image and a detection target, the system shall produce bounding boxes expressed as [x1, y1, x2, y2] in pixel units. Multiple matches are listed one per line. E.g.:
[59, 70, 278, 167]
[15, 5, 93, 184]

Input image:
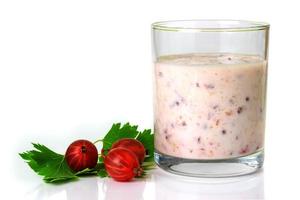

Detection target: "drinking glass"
[152, 20, 269, 177]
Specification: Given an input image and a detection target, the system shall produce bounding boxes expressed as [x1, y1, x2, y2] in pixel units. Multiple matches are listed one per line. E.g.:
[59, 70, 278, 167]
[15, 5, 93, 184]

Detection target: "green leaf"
[98, 168, 108, 178]
[96, 162, 108, 177]
[19, 143, 77, 183]
[75, 168, 98, 176]
[101, 123, 155, 163]
[136, 129, 154, 162]
[102, 123, 139, 150]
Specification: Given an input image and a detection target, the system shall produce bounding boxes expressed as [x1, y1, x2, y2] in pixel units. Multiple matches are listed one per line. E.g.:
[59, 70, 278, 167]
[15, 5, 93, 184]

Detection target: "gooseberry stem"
[93, 139, 103, 144]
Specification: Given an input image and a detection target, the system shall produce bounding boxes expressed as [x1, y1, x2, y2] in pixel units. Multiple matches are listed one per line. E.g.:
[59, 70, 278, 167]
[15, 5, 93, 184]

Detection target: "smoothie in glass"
[154, 53, 267, 159]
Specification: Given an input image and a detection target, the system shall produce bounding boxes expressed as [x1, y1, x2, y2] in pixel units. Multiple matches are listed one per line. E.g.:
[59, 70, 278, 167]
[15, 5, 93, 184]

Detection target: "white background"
[0, 0, 299, 199]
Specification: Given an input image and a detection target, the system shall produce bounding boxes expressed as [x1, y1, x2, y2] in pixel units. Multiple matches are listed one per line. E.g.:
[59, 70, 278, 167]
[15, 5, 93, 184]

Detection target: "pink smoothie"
[154, 53, 267, 159]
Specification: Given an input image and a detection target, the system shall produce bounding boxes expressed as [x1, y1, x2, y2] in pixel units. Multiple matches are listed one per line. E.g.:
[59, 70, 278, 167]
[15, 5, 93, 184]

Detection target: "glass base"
[154, 150, 264, 178]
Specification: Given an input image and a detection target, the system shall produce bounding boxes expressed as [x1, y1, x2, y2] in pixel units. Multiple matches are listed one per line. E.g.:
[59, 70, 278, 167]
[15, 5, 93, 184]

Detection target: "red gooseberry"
[104, 147, 143, 182]
[65, 139, 98, 172]
[111, 138, 146, 163]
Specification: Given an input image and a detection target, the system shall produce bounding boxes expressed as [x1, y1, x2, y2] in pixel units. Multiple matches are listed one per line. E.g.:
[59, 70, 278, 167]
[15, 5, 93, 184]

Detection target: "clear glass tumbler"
[152, 20, 269, 177]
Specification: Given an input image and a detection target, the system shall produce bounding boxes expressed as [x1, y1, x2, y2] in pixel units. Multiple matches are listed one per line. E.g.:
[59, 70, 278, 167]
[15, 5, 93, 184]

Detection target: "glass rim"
[152, 19, 270, 32]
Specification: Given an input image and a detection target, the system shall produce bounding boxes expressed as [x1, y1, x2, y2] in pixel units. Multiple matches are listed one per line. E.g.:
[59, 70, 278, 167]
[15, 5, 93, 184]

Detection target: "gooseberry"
[65, 139, 98, 172]
[104, 147, 143, 182]
[111, 138, 146, 163]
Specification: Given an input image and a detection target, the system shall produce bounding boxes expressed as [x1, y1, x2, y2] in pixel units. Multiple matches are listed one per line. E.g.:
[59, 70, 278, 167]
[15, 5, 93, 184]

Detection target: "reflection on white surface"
[27, 176, 147, 200]
[153, 168, 264, 200]
[65, 177, 99, 200]
[25, 169, 263, 200]
[102, 178, 146, 200]
[27, 177, 99, 200]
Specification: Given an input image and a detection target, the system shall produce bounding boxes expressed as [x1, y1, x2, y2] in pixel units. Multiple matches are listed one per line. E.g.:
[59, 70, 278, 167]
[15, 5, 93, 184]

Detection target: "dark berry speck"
[197, 137, 201, 143]
[204, 84, 215, 89]
[213, 105, 219, 110]
[237, 107, 243, 114]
